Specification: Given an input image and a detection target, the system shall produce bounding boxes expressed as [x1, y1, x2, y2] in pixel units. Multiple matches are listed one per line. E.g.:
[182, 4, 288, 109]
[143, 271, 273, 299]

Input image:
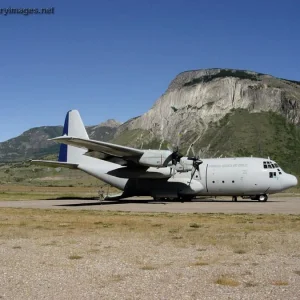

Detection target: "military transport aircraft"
[31, 110, 298, 202]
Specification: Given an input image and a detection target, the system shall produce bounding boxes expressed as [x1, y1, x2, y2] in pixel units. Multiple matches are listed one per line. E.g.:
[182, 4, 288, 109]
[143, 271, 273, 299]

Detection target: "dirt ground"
[0, 208, 300, 300]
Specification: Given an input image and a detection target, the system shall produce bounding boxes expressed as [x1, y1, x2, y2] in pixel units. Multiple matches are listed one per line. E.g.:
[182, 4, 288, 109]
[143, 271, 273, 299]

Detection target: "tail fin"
[58, 110, 89, 163]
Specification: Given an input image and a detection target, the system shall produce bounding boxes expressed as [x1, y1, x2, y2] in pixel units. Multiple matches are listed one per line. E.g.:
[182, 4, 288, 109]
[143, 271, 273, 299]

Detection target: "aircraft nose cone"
[282, 174, 298, 189]
[290, 175, 298, 187]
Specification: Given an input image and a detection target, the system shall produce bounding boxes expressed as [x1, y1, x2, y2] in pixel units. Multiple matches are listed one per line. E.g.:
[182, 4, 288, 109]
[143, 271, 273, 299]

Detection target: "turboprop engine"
[174, 157, 194, 172]
[138, 149, 202, 175]
[138, 150, 173, 167]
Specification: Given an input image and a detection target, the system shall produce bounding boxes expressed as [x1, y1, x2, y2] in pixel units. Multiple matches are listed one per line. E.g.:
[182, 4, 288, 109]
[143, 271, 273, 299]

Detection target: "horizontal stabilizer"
[30, 160, 78, 169]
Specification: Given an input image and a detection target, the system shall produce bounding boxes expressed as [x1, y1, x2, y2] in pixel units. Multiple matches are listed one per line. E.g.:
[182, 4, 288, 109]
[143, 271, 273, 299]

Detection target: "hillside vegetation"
[196, 109, 300, 175]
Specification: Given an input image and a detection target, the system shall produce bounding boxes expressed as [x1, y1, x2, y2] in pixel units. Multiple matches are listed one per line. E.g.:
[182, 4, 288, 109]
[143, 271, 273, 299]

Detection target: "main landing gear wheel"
[232, 196, 238, 202]
[258, 194, 268, 202]
[179, 196, 193, 203]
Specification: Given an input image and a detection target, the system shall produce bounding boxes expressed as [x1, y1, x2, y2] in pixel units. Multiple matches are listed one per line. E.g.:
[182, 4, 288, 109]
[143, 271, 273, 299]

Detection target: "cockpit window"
[263, 161, 281, 169]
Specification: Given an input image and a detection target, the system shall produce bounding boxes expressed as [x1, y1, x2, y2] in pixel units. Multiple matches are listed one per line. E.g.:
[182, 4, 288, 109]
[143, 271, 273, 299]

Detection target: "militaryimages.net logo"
[0, 7, 55, 16]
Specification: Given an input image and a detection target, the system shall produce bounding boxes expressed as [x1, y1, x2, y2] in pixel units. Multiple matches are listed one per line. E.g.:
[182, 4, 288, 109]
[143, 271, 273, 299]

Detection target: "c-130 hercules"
[31, 110, 297, 202]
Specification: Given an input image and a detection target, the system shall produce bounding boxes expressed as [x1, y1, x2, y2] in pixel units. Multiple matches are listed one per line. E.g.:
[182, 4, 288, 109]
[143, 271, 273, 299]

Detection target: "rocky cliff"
[115, 69, 300, 155]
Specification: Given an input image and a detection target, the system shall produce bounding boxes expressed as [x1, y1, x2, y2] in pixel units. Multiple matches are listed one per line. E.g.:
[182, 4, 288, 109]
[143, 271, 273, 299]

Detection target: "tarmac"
[0, 195, 300, 214]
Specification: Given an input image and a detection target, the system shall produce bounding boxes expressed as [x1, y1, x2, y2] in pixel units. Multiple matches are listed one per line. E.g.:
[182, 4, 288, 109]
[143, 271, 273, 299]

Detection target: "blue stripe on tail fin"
[58, 111, 70, 162]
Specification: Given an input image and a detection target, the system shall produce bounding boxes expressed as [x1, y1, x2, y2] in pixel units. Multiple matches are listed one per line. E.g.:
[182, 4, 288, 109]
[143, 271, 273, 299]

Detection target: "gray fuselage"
[78, 157, 297, 198]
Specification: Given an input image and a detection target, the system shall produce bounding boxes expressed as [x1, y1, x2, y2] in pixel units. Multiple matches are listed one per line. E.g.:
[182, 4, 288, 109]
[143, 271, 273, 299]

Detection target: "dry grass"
[271, 280, 289, 286]
[0, 185, 100, 200]
[233, 248, 247, 254]
[0, 208, 300, 254]
[214, 275, 240, 287]
[68, 255, 83, 260]
[192, 261, 209, 266]
[294, 270, 300, 276]
[140, 264, 157, 270]
[189, 223, 201, 228]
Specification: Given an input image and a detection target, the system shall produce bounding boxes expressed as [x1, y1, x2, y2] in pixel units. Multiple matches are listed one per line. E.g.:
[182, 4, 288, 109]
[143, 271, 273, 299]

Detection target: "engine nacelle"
[138, 150, 172, 167]
[173, 157, 194, 172]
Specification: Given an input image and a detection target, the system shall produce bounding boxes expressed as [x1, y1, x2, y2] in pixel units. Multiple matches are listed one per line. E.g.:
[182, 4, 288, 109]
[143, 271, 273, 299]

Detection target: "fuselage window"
[222, 181, 225, 183]
[212, 181, 215, 183]
[232, 180, 235, 183]
[273, 172, 276, 176]
[269, 172, 273, 178]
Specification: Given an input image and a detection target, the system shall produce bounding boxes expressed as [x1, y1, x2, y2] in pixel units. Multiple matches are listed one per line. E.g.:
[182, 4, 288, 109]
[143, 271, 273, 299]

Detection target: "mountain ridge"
[1, 68, 300, 177]
[0, 119, 120, 162]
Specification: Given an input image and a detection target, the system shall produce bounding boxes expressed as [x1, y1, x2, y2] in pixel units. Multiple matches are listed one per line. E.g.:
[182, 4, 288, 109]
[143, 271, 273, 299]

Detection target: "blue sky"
[0, 0, 299, 141]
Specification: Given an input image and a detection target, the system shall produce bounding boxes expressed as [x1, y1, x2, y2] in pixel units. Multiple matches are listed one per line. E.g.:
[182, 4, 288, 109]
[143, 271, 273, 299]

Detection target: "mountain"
[1, 68, 300, 176]
[112, 69, 300, 174]
[0, 120, 121, 162]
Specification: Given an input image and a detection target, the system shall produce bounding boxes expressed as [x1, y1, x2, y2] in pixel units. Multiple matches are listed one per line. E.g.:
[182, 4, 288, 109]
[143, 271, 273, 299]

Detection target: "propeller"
[164, 143, 203, 181]
[171, 147, 184, 165]
[187, 156, 203, 184]
[163, 146, 183, 167]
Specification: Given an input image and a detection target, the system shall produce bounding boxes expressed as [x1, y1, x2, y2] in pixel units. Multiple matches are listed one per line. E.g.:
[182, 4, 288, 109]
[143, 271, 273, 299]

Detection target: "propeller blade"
[188, 159, 203, 185]
[163, 147, 183, 167]
[189, 168, 197, 184]
[162, 153, 173, 167]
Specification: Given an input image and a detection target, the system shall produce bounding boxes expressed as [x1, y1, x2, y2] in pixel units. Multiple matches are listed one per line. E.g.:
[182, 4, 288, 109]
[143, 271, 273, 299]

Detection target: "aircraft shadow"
[48, 196, 100, 201]
[55, 198, 282, 207]
[55, 199, 165, 207]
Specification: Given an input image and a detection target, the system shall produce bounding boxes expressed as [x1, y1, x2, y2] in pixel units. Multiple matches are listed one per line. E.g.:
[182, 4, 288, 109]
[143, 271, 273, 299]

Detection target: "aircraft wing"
[51, 136, 144, 160]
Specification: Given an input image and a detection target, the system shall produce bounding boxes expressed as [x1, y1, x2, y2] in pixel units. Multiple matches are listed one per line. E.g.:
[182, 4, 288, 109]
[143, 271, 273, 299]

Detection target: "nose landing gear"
[232, 194, 269, 202]
[250, 194, 268, 202]
[258, 194, 268, 202]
